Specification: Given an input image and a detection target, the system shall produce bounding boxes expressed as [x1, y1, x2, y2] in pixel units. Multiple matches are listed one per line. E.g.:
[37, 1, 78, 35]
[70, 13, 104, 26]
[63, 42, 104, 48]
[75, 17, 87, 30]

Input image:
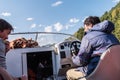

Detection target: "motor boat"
[6, 32, 81, 80]
[4, 32, 120, 80]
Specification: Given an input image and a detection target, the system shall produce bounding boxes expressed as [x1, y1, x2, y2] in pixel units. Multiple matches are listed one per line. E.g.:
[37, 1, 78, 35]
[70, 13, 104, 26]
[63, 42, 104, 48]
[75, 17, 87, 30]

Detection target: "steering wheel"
[70, 40, 81, 56]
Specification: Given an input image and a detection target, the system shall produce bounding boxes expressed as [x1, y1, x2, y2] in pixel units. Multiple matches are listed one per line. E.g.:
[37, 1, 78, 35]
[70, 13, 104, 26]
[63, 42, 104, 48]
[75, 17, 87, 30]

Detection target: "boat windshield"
[8, 32, 79, 47]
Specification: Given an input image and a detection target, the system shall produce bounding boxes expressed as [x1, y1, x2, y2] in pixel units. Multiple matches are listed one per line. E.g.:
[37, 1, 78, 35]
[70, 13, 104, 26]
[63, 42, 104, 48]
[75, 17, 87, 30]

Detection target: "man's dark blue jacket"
[73, 20, 120, 75]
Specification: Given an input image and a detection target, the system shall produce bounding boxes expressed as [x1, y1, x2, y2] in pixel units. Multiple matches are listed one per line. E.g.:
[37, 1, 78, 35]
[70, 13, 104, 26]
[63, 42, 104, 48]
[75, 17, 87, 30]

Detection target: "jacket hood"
[90, 20, 115, 33]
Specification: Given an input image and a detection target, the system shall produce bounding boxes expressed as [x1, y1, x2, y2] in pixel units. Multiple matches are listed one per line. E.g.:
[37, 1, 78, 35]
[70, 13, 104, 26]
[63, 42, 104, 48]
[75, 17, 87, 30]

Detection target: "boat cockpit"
[6, 32, 81, 80]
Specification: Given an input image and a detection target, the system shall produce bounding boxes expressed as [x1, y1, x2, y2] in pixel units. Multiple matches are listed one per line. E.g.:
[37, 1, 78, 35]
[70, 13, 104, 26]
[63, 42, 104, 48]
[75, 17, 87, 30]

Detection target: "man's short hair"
[84, 16, 101, 26]
[0, 19, 14, 32]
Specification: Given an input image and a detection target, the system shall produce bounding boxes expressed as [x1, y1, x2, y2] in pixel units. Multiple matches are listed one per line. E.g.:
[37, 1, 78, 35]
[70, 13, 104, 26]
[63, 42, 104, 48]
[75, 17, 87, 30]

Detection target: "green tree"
[74, 27, 84, 40]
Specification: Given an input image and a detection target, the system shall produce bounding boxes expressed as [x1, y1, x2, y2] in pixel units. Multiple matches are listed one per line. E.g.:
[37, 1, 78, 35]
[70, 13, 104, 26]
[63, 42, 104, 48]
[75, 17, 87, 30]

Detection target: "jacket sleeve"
[72, 36, 93, 66]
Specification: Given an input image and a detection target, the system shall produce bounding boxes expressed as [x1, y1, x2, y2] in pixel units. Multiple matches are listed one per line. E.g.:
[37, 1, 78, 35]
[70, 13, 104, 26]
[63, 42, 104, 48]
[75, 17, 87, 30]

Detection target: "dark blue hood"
[90, 20, 115, 33]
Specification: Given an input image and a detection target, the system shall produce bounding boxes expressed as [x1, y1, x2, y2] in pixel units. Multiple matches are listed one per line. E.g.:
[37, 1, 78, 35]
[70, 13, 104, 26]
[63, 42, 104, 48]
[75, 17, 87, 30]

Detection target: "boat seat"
[86, 45, 120, 80]
[0, 67, 13, 80]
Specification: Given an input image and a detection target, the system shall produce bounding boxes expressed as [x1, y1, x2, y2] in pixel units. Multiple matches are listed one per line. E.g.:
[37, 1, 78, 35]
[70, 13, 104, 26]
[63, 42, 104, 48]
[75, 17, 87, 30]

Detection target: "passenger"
[66, 16, 120, 79]
[0, 18, 27, 80]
